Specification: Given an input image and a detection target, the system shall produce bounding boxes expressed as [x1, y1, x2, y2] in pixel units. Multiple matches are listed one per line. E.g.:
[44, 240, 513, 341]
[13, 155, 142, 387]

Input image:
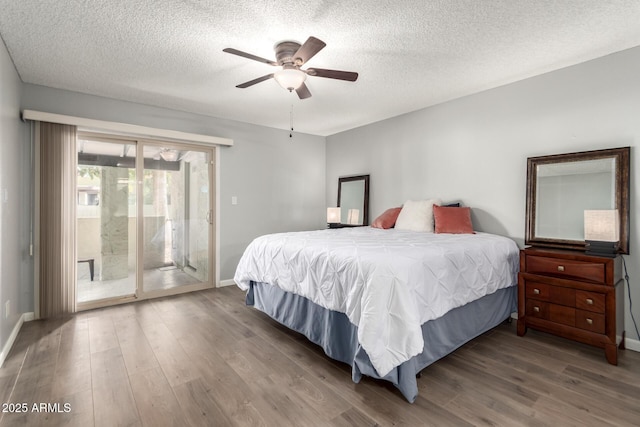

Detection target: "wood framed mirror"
[525, 147, 630, 253]
[337, 175, 370, 226]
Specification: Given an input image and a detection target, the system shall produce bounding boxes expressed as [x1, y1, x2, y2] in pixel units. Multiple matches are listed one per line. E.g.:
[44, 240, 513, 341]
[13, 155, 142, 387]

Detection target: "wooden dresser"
[517, 247, 625, 364]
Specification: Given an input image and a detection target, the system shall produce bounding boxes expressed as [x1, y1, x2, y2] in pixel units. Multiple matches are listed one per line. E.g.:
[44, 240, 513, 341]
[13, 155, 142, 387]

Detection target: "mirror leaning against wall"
[337, 175, 370, 226]
[525, 146, 630, 254]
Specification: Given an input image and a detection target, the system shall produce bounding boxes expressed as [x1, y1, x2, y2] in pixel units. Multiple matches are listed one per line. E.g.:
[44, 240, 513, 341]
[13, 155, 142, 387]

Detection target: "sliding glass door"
[140, 145, 212, 296]
[76, 134, 214, 308]
[76, 137, 137, 303]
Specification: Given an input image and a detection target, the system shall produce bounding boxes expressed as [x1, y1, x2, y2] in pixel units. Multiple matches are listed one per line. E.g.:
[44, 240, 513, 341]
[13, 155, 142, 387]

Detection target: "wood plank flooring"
[1, 286, 639, 426]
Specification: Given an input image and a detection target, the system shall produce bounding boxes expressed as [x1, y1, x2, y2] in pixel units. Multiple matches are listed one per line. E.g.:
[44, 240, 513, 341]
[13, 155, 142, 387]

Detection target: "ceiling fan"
[223, 36, 358, 99]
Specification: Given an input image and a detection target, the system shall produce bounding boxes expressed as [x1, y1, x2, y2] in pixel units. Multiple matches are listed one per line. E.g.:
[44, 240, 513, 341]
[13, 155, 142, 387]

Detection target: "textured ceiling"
[1, 1, 640, 136]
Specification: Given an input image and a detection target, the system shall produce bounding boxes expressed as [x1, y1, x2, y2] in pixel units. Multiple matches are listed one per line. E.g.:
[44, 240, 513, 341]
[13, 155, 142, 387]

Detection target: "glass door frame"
[76, 132, 216, 311]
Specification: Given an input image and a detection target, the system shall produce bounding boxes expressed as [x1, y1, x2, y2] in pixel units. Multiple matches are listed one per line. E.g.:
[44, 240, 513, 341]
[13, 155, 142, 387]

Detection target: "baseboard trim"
[625, 336, 640, 352]
[0, 312, 34, 367]
[218, 279, 236, 288]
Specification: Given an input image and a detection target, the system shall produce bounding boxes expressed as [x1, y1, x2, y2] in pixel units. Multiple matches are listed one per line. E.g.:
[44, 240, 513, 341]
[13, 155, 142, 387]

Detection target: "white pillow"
[395, 199, 442, 232]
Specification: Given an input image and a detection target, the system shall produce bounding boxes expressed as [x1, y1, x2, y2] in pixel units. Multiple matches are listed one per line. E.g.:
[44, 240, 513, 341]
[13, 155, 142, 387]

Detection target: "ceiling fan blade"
[223, 48, 277, 66]
[295, 83, 312, 99]
[293, 37, 326, 65]
[236, 73, 274, 88]
[306, 68, 358, 82]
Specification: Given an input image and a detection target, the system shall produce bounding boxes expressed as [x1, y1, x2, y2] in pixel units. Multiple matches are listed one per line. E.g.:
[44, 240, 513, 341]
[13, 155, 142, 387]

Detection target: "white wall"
[20, 84, 326, 286]
[326, 46, 640, 344]
[0, 38, 32, 353]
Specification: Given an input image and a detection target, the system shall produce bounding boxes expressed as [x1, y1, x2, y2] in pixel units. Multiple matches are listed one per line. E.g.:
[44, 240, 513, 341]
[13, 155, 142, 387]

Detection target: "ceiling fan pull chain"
[290, 104, 294, 139]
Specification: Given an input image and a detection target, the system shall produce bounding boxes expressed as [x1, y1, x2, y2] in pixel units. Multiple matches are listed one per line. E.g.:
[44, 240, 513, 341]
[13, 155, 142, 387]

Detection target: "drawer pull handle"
[557, 265, 565, 272]
[533, 306, 540, 313]
[533, 288, 540, 295]
[586, 298, 594, 305]
[586, 318, 593, 325]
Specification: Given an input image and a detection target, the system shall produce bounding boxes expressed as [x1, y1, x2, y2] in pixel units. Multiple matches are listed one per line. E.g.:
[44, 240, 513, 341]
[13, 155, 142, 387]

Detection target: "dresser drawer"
[525, 281, 574, 306]
[525, 255, 605, 283]
[548, 303, 575, 327]
[576, 310, 605, 334]
[575, 290, 605, 313]
[526, 299, 548, 319]
[525, 300, 576, 328]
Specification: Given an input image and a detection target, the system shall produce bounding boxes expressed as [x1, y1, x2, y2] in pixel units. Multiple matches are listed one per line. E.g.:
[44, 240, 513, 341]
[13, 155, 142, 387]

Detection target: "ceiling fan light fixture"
[159, 149, 179, 162]
[224, 36, 357, 99]
[274, 68, 306, 91]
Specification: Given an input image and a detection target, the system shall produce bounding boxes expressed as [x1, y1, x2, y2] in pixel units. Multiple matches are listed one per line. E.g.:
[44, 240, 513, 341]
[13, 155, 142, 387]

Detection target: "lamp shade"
[327, 207, 341, 223]
[584, 210, 619, 242]
[274, 68, 306, 91]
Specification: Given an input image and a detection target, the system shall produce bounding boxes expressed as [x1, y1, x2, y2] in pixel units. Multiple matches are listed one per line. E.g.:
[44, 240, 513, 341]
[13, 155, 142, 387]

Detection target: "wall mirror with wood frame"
[525, 147, 630, 253]
[337, 175, 370, 226]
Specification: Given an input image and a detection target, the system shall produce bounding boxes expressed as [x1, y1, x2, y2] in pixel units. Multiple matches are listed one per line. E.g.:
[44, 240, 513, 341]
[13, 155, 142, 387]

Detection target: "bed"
[234, 226, 519, 402]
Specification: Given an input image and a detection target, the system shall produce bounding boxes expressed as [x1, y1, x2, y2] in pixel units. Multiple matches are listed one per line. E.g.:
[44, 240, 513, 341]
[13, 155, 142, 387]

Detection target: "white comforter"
[234, 227, 519, 376]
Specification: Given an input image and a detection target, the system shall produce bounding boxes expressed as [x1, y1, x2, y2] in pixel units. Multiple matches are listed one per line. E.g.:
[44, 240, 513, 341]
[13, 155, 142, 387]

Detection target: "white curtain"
[39, 122, 77, 317]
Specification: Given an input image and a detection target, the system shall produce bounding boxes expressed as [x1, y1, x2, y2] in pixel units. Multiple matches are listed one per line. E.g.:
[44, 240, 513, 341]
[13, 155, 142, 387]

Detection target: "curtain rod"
[21, 109, 233, 147]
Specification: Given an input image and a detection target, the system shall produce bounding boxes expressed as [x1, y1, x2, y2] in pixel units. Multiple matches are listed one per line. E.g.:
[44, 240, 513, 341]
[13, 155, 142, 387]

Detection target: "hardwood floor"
[1, 286, 639, 426]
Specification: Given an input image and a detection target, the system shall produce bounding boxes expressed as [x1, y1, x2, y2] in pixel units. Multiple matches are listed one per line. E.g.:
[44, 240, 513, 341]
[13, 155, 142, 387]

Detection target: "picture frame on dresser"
[519, 147, 630, 365]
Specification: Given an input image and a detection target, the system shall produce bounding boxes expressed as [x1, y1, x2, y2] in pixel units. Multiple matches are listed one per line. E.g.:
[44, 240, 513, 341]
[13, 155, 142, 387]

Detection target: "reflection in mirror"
[526, 147, 629, 253]
[535, 158, 616, 240]
[337, 175, 369, 226]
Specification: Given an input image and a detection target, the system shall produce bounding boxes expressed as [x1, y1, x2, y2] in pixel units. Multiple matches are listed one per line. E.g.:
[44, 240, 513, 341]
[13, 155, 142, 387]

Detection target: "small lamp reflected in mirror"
[347, 209, 360, 225]
[327, 207, 341, 228]
[584, 209, 619, 257]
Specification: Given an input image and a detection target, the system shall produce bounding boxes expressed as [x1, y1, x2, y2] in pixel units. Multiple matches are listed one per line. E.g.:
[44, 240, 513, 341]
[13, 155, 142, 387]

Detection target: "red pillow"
[371, 207, 402, 229]
[433, 205, 475, 234]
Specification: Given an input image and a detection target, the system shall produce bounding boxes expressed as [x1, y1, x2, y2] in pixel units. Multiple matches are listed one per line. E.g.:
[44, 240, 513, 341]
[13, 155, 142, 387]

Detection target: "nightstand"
[327, 223, 363, 229]
[517, 247, 625, 364]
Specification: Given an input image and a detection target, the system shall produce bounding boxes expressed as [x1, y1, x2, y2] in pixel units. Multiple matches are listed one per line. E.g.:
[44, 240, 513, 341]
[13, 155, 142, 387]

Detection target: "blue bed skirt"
[246, 282, 517, 402]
